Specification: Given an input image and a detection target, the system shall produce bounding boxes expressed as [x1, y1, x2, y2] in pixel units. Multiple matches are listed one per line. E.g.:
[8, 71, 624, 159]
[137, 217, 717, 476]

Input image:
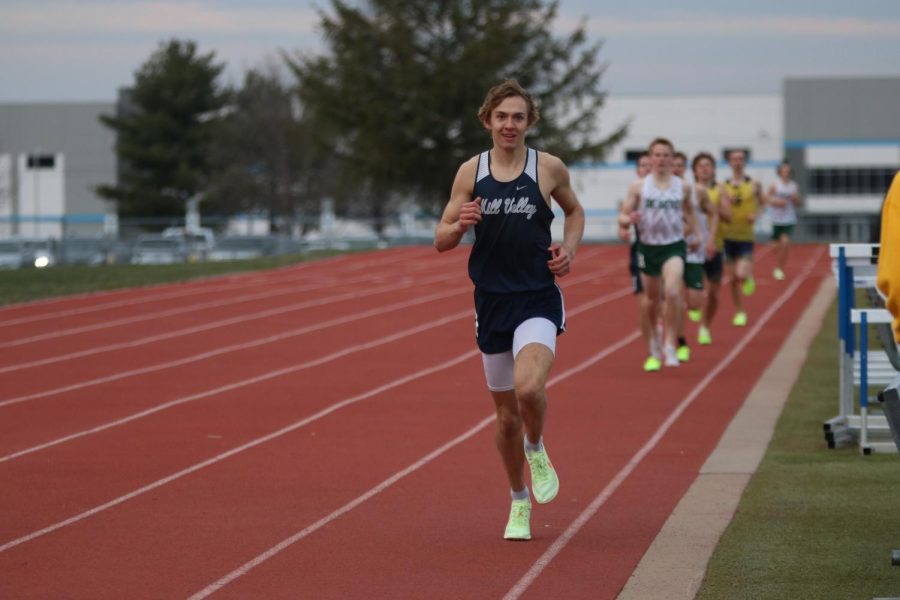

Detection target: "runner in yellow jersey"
[692, 152, 732, 344]
[721, 149, 764, 327]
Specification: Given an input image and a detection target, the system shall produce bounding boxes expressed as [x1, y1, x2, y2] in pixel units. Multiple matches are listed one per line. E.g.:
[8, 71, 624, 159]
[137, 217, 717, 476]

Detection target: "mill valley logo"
[482, 196, 538, 220]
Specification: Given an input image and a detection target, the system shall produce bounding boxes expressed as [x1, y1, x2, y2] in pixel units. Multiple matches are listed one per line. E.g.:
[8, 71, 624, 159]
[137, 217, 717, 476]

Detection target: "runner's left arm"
[547, 156, 584, 277]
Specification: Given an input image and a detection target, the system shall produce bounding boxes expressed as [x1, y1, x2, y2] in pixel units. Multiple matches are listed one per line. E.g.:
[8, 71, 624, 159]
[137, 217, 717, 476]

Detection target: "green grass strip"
[696, 298, 900, 598]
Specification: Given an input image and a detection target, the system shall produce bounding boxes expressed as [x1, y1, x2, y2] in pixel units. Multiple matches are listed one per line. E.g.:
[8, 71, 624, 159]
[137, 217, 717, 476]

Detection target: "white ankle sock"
[524, 437, 543, 453]
[511, 487, 530, 501]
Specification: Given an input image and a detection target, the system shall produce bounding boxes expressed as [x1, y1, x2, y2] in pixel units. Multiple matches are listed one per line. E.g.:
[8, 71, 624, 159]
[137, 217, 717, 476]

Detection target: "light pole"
[32, 151, 41, 237]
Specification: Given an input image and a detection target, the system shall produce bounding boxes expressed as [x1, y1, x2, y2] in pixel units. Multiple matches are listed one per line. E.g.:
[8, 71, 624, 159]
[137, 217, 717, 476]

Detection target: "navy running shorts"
[474, 285, 566, 354]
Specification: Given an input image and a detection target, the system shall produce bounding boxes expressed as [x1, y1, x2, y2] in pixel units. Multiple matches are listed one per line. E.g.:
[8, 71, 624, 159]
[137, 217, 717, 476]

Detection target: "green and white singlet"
[638, 175, 685, 246]
[769, 179, 799, 225]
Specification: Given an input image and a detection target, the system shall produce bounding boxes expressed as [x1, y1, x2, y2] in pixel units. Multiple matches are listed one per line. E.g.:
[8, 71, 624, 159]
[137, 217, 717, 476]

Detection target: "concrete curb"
[617, 276, 836, 600]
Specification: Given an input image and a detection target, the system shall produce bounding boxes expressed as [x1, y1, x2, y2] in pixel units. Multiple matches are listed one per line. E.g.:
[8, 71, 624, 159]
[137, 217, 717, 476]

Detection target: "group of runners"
[435, 79, 801, 541]
[618, 139, 801, 371]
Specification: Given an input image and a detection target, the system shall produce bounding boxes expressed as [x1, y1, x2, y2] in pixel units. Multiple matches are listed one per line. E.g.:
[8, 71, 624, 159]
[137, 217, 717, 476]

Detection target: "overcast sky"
[2, 0, 899, 103]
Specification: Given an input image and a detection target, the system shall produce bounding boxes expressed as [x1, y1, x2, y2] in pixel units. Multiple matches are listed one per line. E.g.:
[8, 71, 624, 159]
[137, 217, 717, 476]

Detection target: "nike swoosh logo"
[516, 185, 527, 191]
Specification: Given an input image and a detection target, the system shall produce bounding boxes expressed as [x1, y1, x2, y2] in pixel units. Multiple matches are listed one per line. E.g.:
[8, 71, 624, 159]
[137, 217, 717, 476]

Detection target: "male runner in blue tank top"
[435, 79, 585, 541]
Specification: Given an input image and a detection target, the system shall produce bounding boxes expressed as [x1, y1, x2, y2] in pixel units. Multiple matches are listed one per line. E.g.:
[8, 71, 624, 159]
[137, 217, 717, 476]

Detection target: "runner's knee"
[495, 409, 522, 438]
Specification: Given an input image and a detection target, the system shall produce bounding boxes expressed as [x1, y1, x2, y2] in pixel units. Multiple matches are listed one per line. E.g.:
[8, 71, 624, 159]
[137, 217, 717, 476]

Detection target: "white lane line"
[0, 283, 628, 460]
[0, 262, 617, 403]
[0, 310, 469, 462]
[0, 270, 460, 374]
[0, 288, 465, 407]
[0, 244, 607, 332]
[0, 247, 433, 324]
[0, 285, 634, 555]
[501, 246, 825, 600]
[0, 263, 452, 350]
[0, 245, 609, 352]
[0, 351, 477, 556]
[187, 331, 641, 599]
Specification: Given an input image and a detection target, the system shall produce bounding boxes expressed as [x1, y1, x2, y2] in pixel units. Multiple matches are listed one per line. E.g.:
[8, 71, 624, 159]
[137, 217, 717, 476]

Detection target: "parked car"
[161, 227, 215, 262]
[207, 236, 274, 261]
[59, 236, 114, 266]
[0, 237, 57, 269]
[0, 239, 25, 269]
[131, 235, 189, 265]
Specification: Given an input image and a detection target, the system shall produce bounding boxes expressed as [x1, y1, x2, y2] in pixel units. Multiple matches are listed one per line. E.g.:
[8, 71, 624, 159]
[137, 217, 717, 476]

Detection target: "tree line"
[99, 0, 627, 234]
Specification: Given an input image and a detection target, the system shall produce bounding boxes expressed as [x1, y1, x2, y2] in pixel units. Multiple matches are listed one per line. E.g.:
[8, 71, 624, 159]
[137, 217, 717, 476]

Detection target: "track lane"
[0, 253, 626, 542]
[192, 247, 826, 600]
[0, 278, 640, 596]
[0, 244, 824, 597]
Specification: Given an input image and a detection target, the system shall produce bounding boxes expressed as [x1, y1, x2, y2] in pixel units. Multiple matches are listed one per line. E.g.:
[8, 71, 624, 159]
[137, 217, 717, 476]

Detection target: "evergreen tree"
[98, 39, 228, 223]
[285, 0, 627, 224]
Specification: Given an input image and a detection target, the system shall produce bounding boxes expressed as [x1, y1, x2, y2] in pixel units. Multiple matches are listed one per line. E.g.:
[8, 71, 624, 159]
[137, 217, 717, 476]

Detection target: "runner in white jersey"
[619, 138, 700, 370]
[767, 160, 801, 281]
[672, 151, 717, 362]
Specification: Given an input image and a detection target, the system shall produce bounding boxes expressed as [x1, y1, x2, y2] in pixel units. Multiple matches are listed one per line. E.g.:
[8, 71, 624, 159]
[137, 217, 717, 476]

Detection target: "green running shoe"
[697, 326, 712, 345]
[732, 311, 748, 327]
[676, 344, 691, 362]
[525, 444, 559, 504]
[644, 355, 662, 372]
[503, 498, 531, 540]
[688, 309, 703, 323]
[742, 277, 756, 296]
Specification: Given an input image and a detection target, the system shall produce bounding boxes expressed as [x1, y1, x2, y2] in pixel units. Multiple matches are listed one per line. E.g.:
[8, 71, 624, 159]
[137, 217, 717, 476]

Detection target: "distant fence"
[3, 211, 883, 249]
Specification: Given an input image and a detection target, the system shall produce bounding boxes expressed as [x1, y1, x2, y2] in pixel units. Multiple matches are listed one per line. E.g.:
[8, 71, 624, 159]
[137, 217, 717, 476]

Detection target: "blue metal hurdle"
[825, 243, 899, 454]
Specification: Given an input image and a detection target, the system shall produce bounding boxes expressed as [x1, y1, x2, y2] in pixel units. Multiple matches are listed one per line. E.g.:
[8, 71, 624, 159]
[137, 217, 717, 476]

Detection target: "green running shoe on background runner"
[742, 276, 756, 296]
[698, 326, 712, 345]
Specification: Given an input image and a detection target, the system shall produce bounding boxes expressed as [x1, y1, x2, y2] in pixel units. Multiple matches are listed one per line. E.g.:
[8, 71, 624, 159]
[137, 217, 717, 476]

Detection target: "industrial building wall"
[785, 77, 900, 142]
[0, 102, 116, 237]
[784, 77, 900, 217]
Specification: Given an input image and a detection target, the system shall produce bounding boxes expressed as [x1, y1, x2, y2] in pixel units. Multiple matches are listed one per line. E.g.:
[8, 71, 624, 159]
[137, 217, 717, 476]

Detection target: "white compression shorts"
[481, 317, 558, 392]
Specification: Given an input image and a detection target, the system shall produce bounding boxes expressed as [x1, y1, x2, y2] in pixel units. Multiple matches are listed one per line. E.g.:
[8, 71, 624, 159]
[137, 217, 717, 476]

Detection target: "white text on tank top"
[639, 175, 684, 246]
[770, 180, 798, 225]
[686, 186, 708, 264]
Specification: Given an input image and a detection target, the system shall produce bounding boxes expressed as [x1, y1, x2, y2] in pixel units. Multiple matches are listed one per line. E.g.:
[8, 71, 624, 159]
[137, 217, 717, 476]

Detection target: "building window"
[26, 154, 55, 169]
[807, 167, 895, 195]
[624, 149, 646, 163]
[722, 147, 752, 162]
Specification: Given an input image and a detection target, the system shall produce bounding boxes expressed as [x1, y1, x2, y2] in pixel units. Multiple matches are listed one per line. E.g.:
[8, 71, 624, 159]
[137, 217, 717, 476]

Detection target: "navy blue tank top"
[468, 148, 555, 293]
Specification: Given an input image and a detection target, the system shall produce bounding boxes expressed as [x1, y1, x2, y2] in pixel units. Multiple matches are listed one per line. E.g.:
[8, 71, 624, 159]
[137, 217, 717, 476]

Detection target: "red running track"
[0, 244, 829, 599]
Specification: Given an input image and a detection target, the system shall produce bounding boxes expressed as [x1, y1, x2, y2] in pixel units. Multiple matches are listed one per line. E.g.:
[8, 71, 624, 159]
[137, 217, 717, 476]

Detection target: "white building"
[558, 93, 783, 241]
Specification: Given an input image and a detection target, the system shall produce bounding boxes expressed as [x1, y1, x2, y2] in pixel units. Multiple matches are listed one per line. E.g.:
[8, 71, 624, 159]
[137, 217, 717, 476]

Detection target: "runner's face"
[672, 157, 686, 177]
[650, 143, 672, 174]
[694, 158, 714, 183]
[637, 156, 652, 177]
[486, 96, 529, 150]
[729, 150, 746, 173]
